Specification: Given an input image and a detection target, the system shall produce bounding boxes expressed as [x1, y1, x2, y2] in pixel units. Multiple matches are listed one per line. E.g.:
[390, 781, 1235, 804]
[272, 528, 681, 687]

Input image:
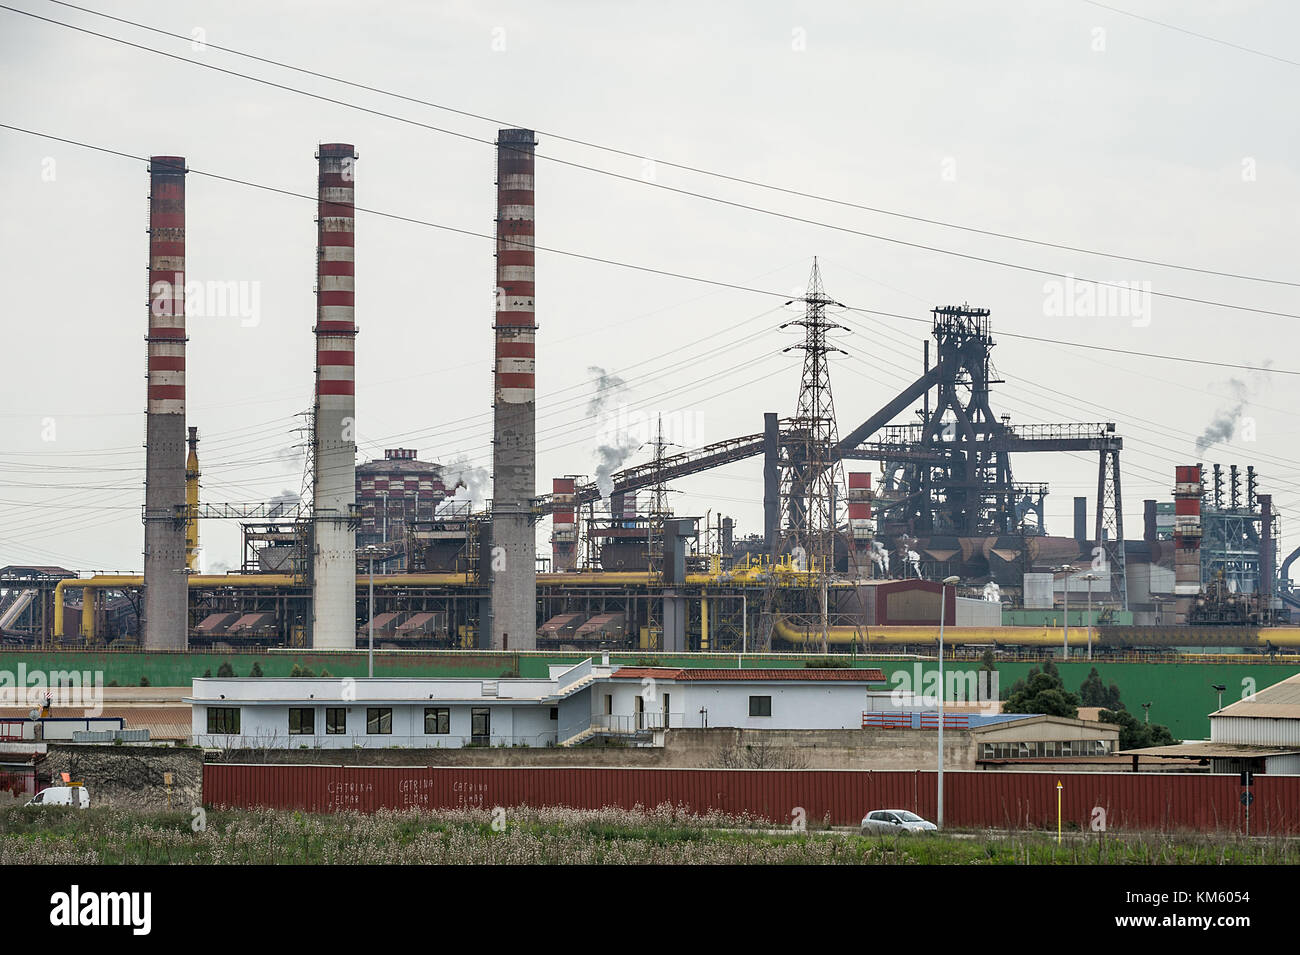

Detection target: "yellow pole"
[1056, 780, 1063, 845]
[81, 587, 96, 641]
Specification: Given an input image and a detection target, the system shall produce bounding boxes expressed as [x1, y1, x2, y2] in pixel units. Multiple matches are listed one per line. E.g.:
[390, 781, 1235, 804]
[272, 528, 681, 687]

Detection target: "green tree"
[216, 662, 235, 678]
[289, 664, 315, 678]
[1003, 667, 1080, 718]
[249, 661, 264, 678]
[979, 649, 997, 672]
[1079, 667, 1124, 710]
[201, 669, 212, 678]
[1099, 709, 1176, 750]
[139, 675, 150, 687]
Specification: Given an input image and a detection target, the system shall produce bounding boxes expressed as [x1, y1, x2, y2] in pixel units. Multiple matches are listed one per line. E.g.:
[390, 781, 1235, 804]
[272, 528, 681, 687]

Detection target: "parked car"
[860, 809, 936, 834]
[26, 785, 89, 809]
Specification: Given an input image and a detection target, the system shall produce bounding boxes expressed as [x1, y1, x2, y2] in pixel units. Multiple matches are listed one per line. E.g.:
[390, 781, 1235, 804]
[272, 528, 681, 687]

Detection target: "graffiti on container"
[325, 779, 374, 811]
[398, 776, 437, 808]
[452, 779, 489, 808]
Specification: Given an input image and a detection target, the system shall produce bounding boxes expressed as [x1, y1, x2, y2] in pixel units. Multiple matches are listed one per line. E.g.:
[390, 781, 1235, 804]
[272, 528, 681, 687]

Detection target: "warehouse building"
[1128, 672, 1300, 775]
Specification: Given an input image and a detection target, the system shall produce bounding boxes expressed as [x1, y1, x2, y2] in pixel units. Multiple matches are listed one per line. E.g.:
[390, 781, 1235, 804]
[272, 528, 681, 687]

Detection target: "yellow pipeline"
[772, 616, 1300, 649]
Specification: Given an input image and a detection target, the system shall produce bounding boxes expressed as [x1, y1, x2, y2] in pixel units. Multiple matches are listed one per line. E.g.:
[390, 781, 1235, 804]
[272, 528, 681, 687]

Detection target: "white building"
[187, 662, 886, 749]
[1131, 672, 1300, 775]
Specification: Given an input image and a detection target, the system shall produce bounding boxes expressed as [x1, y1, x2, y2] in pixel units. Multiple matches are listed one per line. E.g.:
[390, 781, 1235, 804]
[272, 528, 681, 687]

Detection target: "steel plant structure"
[9, 132, 1299, 658]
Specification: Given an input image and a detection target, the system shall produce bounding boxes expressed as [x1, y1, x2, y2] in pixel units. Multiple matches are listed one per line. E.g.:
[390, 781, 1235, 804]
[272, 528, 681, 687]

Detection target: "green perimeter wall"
[4, 650, 1297, 742]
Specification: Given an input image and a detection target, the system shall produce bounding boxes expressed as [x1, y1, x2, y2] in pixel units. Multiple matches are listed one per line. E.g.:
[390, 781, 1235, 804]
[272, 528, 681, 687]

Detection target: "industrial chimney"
[490, 129, 538, 650]
[1173, 465, 1203, 596]
[142, 156, 189, 650]
[311, 144, 358, 650]
[551, 477, 577, 572]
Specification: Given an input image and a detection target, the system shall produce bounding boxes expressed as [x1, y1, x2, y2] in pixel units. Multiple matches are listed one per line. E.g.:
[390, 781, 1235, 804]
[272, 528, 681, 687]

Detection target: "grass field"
[3, 804, 1298, 864]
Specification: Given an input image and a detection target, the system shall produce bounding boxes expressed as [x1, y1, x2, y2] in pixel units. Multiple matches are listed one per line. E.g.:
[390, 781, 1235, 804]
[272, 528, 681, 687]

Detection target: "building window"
[289, 708, 315, 735]
[424, 707, 450, 734]
[549, 707, 558, 721]
[749, 696, 772, 717]
[326, 708, 346, 735]
[207, 707, 240, 735]
[366, 708, 393, 735]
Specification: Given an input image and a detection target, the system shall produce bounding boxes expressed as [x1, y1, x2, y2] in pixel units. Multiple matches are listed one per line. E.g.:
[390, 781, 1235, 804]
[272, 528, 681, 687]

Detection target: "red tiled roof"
[611, 667, 884, 683]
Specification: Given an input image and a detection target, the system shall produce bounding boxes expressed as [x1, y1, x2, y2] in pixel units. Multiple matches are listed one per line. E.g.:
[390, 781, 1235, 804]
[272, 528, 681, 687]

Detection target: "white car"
[26, 786, 89, 809]
[860, 809, 936, 834]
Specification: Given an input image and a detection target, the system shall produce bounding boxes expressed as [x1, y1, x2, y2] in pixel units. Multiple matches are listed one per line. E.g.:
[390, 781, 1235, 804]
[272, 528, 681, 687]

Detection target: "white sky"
[1, 0, 1296, 575]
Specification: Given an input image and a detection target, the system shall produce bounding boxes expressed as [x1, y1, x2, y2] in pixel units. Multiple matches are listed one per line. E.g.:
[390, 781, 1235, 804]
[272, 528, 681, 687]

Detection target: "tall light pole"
[1212, 683, 1226, 711]
[362, 545, 379, 679]
[1081, 572, 1099, 661]
[1057, 564, 1075, 659]
[937, 574, 959, 829]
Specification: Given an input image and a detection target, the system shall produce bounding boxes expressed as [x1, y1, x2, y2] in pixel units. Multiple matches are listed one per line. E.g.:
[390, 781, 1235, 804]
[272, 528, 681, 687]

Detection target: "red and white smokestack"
[490, 128, 538, 651]
[311, 143, 358, 649]
[1173, 464, 1203, 595]
[142, 156, 189, 649]
[847, 472, 874, 576]
[552, 477, 577, 572]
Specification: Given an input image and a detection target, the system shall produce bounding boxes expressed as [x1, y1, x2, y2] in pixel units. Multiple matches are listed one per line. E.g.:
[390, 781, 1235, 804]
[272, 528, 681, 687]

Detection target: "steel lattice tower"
[781, 259, 849, 651]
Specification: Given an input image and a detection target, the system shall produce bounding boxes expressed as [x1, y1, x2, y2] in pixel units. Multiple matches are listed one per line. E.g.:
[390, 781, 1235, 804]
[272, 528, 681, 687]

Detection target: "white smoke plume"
[586, 365, 628, 417]
[587, 365, 638, 499]
[594, 437, 639, 499]
[267, 489, 300, 519]
[1194, 369, 1269, 454]
[437, 456, 490, 511]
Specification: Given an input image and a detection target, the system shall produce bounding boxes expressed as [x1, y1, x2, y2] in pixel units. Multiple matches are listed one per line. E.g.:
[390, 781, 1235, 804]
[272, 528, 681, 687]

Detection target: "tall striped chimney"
[142, 156, 189, 649]
[490, 129, 538, 650]
[311, 143, 358, 649]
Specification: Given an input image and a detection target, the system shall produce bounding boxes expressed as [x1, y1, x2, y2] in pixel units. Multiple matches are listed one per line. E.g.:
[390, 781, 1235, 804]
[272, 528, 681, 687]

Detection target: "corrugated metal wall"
[203, 765, 1300, 833]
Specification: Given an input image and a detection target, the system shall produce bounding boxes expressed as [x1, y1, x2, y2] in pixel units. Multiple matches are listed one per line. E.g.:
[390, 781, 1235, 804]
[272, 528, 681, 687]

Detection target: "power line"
[1081, 0, 1300, 70]
[37, 0, 1300, 291]
[5, 5, 1300, 319]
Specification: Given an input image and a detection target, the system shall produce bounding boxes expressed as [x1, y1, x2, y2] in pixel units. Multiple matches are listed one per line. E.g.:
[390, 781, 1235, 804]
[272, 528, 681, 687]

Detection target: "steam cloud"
[587, 366, 637, 499]
[437, 456, 490, 512]
[1194, 369, 1269, 454]
[267, 489, 300, 519]
[586, 365, 627, 416]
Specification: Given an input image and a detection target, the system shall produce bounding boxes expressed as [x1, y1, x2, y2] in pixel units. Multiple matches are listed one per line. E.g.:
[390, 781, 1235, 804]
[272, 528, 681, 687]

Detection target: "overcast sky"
[1, 0, 1296, 576]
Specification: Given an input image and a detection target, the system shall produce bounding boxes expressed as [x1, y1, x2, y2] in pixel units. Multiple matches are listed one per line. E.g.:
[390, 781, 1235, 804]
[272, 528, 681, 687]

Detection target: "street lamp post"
[1058, 564, 1075, 659]
[1212, 684, 1226, 711]
[937, 574, 960, 830]
[1081, 572, 1099, 661]
[1141, 702, 1152, 724]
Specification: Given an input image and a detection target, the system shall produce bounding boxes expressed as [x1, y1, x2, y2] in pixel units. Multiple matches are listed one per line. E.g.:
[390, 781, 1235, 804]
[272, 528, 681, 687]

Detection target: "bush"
[216, 663, 235, 678]
[249, 662, 264, 678]
[139, 676, 151, 687]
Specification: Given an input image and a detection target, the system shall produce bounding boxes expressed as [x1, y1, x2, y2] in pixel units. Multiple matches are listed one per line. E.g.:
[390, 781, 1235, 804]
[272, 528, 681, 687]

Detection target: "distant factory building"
[356, 449, 451, 558]
[1127, 672, 1300, 775]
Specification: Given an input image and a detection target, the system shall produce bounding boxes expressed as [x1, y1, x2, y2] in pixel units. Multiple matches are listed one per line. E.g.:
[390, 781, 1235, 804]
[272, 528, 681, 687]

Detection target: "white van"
[26, 786, 89, 809]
